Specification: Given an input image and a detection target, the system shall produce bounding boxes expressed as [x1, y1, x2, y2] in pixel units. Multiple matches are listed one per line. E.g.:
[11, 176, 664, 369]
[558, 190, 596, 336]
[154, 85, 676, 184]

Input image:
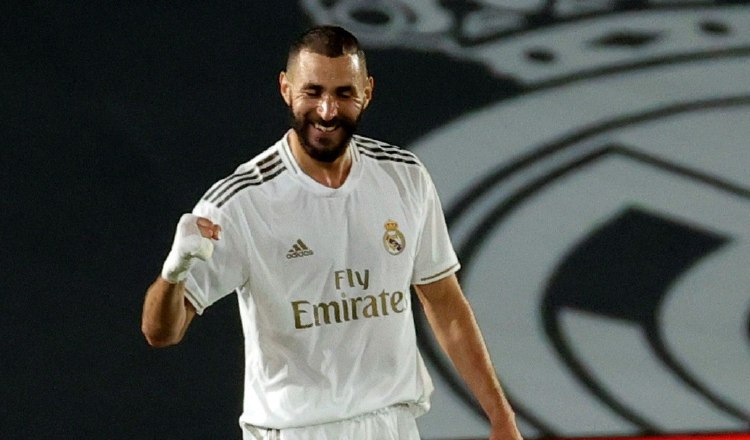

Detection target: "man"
[142, 25, 522, 440]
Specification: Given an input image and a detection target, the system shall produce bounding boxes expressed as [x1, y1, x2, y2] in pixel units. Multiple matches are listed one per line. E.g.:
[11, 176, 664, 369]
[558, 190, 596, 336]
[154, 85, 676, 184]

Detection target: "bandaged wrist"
[160, 213, 215, 283]
[161, 249, 194, 283]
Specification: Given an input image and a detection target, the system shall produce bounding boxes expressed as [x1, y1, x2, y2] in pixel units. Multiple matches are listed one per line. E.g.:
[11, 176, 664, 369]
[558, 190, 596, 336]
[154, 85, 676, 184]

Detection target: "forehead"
[288, 50, 366, 86]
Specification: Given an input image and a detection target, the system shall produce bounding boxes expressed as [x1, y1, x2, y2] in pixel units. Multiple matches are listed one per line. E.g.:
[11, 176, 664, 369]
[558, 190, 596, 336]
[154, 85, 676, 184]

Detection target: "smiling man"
[283, 34, 371, 161]
[280, 27, 373, 187]
[141, 25, 522, 440]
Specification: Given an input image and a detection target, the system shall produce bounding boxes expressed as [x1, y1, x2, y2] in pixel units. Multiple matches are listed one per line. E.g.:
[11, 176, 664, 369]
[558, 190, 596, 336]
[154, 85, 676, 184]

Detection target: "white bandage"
[160, 213, 215, 283]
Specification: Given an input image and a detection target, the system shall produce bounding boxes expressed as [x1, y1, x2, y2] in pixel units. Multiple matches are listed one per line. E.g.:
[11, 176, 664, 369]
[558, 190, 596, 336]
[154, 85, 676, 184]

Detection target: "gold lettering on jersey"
[383, 219, 405, 255]
[291, 300, 313, 329]
[291, 268, 409, 329]
[334, 269, 369, 290]
[292, 290, 408, 329]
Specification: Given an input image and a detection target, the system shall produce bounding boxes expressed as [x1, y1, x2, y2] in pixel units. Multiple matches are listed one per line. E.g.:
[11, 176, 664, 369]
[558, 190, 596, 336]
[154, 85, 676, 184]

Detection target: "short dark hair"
[286, 25, 367, 74]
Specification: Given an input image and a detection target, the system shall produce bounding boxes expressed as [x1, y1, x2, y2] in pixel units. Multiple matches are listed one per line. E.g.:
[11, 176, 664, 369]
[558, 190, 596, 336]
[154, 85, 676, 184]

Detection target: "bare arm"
[414, 274, 522, 440]
[141, 278, 197, 347]
[141, 215, 221, 347]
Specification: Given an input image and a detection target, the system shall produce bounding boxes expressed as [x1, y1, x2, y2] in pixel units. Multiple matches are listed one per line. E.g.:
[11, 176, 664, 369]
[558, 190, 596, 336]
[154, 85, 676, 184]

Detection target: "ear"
[362, 76, 374, 110]
[279, 71, 292, 106]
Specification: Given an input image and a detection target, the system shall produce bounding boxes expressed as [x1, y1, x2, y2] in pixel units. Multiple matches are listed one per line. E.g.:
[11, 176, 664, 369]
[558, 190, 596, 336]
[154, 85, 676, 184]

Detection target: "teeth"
[314, 123, 336, 132]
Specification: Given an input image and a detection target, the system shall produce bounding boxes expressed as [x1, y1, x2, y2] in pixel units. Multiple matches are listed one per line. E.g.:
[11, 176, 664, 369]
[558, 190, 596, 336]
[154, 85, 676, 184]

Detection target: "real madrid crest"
[383, 219, 405, 255]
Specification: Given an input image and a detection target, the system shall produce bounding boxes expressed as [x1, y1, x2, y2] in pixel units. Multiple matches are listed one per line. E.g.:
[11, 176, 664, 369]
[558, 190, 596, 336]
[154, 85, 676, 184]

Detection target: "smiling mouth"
[313, 122, 338, 133]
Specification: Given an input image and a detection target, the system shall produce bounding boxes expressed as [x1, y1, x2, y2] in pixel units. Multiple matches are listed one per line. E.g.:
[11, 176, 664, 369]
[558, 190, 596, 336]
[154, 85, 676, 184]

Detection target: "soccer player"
[142, 25, 522, 440]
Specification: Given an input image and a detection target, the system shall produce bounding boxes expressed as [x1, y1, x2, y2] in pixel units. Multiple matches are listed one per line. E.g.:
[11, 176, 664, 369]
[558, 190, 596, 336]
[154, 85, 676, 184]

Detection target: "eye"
[337, 87, 354, 99]
[300, 85, 323, 98]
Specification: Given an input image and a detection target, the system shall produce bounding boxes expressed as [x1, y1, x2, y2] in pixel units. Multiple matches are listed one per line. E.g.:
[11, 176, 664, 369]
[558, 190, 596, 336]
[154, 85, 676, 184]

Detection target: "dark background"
[3, 2, 511, 438]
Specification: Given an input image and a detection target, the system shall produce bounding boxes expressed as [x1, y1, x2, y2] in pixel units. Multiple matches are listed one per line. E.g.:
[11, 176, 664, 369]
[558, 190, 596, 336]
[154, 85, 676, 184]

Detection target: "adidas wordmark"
[286, 239, 314, 259]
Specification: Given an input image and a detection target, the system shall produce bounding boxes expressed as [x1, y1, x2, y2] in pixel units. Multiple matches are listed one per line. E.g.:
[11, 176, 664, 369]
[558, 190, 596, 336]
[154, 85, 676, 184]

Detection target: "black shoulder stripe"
[206, 160, 284, 205]
[357, 139, 421, 165]
[214, 167, 285, 208]
[359, 149, 421, 166]
[203, 156, 280, 203]
[203, 154, 284, 204]
[356, 138, 419, 163]
[203, 168, 261, 202]
[357, 141, 413, 156]
[203, 152, 281, 201]
[205, 172, 263, 204]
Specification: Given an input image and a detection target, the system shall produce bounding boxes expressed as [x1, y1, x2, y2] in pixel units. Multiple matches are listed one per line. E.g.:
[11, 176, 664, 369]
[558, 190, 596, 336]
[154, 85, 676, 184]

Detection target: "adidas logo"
[286, 239, 314, 259]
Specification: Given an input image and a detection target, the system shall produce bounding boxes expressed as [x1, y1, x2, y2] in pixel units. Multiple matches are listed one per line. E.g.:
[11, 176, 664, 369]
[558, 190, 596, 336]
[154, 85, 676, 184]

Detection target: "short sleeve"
[411, 167, 461, 285]
[183, 200, 249, 314]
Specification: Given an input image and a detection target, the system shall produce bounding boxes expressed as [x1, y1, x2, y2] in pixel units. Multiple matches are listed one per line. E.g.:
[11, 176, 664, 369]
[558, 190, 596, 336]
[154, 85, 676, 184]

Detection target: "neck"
[288, 130, 352, 188]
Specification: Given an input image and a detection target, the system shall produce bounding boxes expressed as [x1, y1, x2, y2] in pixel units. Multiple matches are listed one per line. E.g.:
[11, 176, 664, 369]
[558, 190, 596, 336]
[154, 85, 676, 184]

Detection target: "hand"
[195, 216, 222, 240]
[160, 213, 222, 283]
[489, 421, 523, 440]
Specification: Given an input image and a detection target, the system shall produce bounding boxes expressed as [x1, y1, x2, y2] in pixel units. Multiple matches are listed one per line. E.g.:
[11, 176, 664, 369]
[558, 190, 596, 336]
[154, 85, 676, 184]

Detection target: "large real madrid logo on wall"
[302, 1, 750, 439]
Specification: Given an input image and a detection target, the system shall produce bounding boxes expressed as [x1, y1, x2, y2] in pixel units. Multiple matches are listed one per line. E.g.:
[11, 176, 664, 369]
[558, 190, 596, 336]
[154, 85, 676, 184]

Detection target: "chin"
[306, 142, 348, 163]
[297, 130, 351, 163]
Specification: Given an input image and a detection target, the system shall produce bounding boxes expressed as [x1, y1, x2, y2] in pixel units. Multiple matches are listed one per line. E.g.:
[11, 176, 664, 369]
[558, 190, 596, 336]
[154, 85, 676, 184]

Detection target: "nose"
[317, 95, 338, 121]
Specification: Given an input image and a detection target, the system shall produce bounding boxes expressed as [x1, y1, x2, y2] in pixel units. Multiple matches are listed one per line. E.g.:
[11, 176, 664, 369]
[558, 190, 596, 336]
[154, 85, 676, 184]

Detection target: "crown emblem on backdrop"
[301, 0, 749, 85]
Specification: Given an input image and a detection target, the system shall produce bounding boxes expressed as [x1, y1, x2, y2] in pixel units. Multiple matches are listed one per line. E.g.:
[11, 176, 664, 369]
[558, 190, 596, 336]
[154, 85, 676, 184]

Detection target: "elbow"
[141, 324, 182, 348]
[144, 335, 179, 348]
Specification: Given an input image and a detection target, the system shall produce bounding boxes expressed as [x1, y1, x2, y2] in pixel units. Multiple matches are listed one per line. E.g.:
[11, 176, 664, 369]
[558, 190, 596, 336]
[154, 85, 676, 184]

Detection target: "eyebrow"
[300, 83, 356, 94]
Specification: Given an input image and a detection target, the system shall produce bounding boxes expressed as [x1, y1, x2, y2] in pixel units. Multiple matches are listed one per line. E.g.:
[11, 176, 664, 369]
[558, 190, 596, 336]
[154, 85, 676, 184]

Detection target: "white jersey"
[184, 131, 460, 431]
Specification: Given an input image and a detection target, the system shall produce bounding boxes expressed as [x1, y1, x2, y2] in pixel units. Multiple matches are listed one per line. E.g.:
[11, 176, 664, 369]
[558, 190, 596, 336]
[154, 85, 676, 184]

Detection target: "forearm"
[422, 293, 516, 428]
[142, 214, 218, 347]
[141, 277, 191, 347]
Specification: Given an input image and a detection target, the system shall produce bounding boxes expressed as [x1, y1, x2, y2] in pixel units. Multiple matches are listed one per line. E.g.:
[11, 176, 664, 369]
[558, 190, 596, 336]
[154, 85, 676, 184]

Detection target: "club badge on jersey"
[383, 219, 406, 256]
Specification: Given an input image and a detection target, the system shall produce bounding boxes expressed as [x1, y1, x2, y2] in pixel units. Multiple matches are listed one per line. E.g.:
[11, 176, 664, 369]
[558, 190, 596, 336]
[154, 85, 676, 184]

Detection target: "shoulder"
[353, 135, 438, 201]
[353, 135, 423, 168]
[200, 141, 288, 209]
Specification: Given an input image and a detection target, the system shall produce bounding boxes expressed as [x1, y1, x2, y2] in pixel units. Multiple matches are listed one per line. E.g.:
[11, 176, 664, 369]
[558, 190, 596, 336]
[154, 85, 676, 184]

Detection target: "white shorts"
[241, 405, 421, 440]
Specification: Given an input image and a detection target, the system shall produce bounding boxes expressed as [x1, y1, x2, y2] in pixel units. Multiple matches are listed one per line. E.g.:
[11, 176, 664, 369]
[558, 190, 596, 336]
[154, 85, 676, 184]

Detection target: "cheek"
[340, 100, 365, 118]
[289, 99, 315, 118]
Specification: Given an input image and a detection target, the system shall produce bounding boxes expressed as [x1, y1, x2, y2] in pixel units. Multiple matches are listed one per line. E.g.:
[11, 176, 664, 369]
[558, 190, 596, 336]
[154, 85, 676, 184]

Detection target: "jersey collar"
[279, 130, 362, 196]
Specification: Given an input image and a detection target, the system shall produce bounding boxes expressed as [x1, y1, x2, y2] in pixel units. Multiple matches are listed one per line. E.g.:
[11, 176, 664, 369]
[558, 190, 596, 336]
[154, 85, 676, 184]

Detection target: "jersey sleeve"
[411, 166, 461, 285]
[183, 200, 249, 315]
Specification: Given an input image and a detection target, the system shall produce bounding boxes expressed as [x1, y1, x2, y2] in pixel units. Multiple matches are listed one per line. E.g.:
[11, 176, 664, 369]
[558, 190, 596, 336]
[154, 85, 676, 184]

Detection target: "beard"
[288, 106, 361, 163]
